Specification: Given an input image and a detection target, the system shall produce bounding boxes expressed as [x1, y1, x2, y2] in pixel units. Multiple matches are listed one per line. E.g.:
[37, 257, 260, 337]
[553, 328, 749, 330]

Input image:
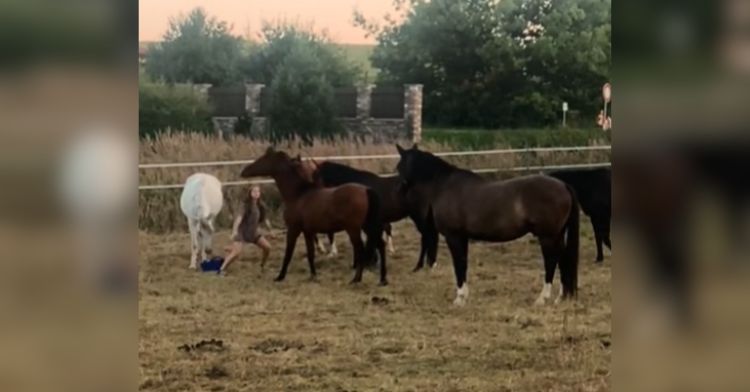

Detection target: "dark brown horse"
[304, 160, 439, 271]
[240, 147, 387, 285]
[396, 144, 579, 305]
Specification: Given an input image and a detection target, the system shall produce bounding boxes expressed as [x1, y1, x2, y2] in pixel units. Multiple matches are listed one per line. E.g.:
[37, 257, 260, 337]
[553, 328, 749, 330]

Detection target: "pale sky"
[139, 0, 395, 44]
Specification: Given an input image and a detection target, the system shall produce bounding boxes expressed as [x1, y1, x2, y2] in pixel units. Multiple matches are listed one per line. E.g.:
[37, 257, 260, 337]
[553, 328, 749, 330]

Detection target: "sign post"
[562, 101, 569, 127]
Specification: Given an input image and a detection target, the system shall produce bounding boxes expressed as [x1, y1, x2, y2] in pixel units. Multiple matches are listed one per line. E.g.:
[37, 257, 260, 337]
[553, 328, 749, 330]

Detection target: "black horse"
[549, 167, 611, 262]
[312, 160, 439, 271]
[396, 144, 580, 305]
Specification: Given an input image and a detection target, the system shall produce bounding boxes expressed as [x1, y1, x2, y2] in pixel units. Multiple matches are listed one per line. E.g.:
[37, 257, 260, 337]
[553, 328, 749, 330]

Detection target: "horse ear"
[412, 143, 419, 150]
[396, 144, 405, 156]
[266, 146, 275, 154]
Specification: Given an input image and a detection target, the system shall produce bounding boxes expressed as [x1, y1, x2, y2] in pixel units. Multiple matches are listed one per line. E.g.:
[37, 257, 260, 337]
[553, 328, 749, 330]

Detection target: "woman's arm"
[231, 214, 242, 238]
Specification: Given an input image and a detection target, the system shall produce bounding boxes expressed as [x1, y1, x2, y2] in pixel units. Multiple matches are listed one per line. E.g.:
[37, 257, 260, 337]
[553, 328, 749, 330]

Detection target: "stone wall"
[207, 83, 423, 142]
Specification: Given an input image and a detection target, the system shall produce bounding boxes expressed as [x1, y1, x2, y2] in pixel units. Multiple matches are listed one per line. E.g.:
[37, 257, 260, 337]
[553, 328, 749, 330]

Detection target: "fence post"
[356, 84, 375, 120]
[245, 83, 265, 116]
[404, 84, 423, 143]
[244, 83, 266, 135]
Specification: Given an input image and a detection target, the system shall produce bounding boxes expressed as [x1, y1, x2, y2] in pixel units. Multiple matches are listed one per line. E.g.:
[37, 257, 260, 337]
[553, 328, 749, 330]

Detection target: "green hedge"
[139, 82, 213, 138]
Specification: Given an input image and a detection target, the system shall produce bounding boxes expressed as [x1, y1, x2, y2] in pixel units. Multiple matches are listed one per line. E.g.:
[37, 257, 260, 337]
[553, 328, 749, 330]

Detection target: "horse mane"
[411, 149, 478, 181]
[319, 161, 380, 184]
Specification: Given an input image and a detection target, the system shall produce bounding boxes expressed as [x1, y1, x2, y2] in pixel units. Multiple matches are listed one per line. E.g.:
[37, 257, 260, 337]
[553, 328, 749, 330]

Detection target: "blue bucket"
[200, 256, 225, 273]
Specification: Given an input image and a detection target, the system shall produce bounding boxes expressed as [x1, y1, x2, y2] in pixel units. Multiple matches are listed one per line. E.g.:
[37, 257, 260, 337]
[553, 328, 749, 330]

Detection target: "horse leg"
[347, 229, 365, 283]
[385, 224, 395, 254]
[535, 238, 561, 306]
[426, 229, 439, 268]
[602, 218, 612, 254]
[275, 228, 301, 282]
[377, 231, 388, 286]
[413, 235, 427, 272]
[187, 218, 200, 269]
[303, 232, 317, 280]
[424, 208, 439, 268]
[592, 220, 604, 263]
[200, 219, 214, 258]
[445, 235, 469, 306]
[328, 232, 339, 257]
[315, 235, 327, 254]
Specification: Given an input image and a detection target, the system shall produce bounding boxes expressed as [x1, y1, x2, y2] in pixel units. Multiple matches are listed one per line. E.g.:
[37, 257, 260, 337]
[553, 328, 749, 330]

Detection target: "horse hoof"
[378, 280, 389, 287]
[274, 276, 285, 282]
[412, 265, 423, 273]
[534, 297, 547, 306]
[188, 265, 197, 270]
[453, 297, 467, 306]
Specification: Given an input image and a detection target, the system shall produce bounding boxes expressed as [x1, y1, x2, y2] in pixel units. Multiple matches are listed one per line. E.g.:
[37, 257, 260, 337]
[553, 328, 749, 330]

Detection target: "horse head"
[240, 146, 290, 178]
[395, 144, 420, 192]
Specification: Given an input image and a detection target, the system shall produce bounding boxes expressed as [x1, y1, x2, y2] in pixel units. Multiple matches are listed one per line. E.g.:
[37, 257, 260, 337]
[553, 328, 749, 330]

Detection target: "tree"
[266, 42, 342, 144]
[502, 0, 611, 126]
[145, 8, 244, 85]
[241, 21, 362, 87]
[355, 0, 611, 128]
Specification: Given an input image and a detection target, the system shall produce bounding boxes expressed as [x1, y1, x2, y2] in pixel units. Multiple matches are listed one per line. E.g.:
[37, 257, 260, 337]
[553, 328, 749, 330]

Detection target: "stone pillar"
[244, 83, 265, 117]
[404, 84, 423, 143]
[211, 117, 239, 138]
[356, 84, 375, 119]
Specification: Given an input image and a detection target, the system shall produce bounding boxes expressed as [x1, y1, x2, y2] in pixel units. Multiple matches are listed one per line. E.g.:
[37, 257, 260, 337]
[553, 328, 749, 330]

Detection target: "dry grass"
[139, 220, 611, 391]
[139, 133, 611, 232]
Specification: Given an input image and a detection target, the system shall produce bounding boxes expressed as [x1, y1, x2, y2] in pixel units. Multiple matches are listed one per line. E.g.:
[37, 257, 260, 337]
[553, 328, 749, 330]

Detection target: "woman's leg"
[221, 241, 244, 272]
[255, 236, 271, 270]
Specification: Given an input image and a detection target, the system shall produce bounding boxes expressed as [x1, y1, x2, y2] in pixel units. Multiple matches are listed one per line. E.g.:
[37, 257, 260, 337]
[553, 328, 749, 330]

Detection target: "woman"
[220, 185, 272, 274]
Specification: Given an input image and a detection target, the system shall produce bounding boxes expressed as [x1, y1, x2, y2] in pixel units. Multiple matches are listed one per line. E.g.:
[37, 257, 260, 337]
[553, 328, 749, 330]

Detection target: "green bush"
[139, 82, 213, 138]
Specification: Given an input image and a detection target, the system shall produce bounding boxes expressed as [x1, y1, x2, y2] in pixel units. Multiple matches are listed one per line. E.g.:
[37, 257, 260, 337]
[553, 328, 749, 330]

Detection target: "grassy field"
[139, 220, 611, 391]
[422, 128, 611, 149]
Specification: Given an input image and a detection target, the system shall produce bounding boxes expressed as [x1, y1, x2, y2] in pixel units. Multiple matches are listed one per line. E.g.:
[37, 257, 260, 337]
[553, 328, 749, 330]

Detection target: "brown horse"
[300, 159, 440, 271]
[240, 147, 387, 285]
[396, 144, 579, 305]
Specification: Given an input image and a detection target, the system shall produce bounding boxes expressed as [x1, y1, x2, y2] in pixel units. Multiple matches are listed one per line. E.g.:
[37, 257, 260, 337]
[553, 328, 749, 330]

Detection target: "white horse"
[180, 173, 223, 269]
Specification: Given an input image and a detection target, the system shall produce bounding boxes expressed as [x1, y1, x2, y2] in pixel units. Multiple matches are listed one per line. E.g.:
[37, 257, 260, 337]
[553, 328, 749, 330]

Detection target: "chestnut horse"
[396, 144, 579, 306]
[240, 147, 387, 285]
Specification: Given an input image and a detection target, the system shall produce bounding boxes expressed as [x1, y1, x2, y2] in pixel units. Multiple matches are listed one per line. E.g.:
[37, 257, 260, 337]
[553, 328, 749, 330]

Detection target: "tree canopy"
[355, 0, 611, 127]
[145, 8, 244, 85]
[241, 21, 363, 87]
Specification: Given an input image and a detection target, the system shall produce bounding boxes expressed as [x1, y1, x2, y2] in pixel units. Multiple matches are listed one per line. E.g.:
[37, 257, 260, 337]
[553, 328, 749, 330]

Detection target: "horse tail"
[560, 184, 580, 298]
[363, 188, 383, 265]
